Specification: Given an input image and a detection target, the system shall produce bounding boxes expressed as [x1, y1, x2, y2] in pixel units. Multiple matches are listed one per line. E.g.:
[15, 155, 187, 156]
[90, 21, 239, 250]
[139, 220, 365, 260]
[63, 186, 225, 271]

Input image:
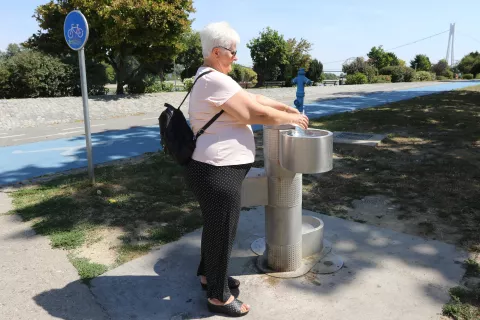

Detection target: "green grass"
[443, 287, 480, 320]
[304, 86, 480, 252]
[149, 226, 183, 243]
[69, 256, 109, 285]
[50, 230, 86, 249]
[443, 258, 480, 319]
[115, 244, 153, 266]
[9, 152, 202, 279]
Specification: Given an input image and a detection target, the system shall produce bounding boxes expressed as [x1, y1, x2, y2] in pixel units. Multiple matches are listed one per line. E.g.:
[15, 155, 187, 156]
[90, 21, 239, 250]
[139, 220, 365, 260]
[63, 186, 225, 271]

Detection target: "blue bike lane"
[0, 81, 477, 186]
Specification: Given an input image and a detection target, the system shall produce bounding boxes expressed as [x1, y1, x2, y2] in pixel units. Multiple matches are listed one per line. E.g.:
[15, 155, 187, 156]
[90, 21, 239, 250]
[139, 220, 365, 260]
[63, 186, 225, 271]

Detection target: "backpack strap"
[177, 70, 213, 110]
[194, 110, 224, 140]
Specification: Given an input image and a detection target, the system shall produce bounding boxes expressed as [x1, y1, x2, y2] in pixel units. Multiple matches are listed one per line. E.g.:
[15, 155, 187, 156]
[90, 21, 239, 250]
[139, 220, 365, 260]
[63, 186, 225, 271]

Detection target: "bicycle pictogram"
[67, 24, 84, 39]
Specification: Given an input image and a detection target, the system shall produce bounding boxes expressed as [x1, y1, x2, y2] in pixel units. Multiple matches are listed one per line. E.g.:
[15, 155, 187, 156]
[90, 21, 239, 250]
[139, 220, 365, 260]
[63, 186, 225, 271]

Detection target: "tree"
[285, 38, 312, 73]
[282, 38, 313, 86]
[386, 52, 400, 66]
[431, 59, 452, 78]
[247, 27, 288, 86]
[343, 57, 367, 74]
[307, 59, 323, 83]
[228, 64, 257, 88]
[367, 46, 399, 70]
[457, 52, 480, 75]
[26, 0, 194, 94]
[342, 57, 377, 82]
[323, 73, 338, 80]
[177, 31, 203, 80]
[410, 54, 432, 71]
[6, 44, 23, 58]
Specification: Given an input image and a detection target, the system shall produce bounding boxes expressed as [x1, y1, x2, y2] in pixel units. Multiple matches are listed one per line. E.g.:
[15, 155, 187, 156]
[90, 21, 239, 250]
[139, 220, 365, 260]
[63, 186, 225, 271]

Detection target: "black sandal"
[207, 298, 249, 317]
[201, 276, 240, 290]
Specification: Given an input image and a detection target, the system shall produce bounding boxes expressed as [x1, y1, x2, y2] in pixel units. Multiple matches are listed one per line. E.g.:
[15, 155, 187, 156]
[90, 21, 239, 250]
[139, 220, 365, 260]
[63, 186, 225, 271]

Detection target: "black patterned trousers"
[186, 159, 252, 302]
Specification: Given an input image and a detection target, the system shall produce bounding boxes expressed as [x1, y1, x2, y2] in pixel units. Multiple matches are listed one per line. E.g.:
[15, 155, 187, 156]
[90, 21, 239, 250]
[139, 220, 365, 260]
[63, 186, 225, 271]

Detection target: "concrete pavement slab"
[0, 189, 109, 320]
[78, 207, 467, 320]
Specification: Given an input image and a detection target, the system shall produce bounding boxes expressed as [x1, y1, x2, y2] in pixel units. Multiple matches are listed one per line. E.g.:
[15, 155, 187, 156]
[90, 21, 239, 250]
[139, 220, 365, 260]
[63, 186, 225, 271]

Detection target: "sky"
[1, 0, 480, 72]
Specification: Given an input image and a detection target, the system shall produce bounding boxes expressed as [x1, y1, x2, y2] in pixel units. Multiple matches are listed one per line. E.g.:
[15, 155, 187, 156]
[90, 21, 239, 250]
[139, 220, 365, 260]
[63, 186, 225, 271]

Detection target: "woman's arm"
[253, 94, 300, 114]
[221, 90, 308, 129]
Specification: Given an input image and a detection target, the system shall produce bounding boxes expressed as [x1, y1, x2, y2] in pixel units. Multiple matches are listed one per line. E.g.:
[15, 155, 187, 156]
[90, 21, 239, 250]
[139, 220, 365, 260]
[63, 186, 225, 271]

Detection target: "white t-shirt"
[189, 67, 256, 166]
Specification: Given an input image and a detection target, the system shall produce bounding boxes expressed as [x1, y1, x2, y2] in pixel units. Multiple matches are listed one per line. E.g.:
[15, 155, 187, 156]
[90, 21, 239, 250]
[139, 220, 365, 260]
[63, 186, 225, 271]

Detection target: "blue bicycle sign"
[64, 10, 89, 51]
[68, 24, 84, 39]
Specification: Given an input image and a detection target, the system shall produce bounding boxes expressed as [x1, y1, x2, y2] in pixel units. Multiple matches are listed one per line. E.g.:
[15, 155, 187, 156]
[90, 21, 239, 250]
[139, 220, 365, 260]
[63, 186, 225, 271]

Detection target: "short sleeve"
[202, 72, 242, 107]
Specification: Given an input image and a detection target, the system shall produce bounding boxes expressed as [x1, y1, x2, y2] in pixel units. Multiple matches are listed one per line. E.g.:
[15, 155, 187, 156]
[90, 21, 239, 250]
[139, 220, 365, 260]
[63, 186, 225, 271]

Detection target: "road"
[0, 81, 477, 186]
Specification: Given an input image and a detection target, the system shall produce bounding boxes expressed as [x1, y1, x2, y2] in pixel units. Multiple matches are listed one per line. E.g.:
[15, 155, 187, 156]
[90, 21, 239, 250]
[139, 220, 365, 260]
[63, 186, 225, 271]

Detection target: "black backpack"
[159, 70, 224, 166]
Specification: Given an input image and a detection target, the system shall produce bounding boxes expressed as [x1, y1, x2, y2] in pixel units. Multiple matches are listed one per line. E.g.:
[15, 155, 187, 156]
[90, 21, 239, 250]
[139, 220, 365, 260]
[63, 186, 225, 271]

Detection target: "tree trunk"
[116, 55, 126, 95]
[116, 82, 124, 95]
[107, 54, 125, 95]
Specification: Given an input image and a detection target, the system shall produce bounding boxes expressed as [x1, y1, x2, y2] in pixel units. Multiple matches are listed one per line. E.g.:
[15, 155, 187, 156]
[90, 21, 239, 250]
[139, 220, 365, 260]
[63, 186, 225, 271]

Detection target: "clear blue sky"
[2, 0, 479, 71]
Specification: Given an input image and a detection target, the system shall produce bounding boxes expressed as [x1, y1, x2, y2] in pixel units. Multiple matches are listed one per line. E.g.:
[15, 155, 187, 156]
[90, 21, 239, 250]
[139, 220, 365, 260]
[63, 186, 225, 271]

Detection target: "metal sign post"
[64, 10, 95, 184]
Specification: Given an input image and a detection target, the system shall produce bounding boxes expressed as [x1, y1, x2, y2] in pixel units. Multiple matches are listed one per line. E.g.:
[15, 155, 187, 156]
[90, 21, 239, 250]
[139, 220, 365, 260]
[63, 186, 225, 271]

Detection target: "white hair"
[199, 22, 240, 58]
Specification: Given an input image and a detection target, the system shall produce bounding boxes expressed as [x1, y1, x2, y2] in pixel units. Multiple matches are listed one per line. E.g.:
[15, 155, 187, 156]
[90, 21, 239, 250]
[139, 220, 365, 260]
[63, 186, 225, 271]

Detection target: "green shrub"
[161, 81, 174, 92]
[364, 64, 378, 83]
[371, 75, 391, 83]
[444, 70, 454, 79]
[346, 72, 368, 85]
[437, 76, 449, 80]
[380, 66, 415, 83]
[183, 77, 194, 91]
[463, 73, 474, 80]
[126, 73, 160, 94]
[342, 57, 377, 82]
[126, 72, 176, 94]
[144, 81, 163, 93]
[0, 49, 109, 98]
[229, 64, 258, 87]
[404, 68, 415, 82]
[104, 63, 116, 84]
[2, 50, 72, 98]
[414, 71, 436, 81]
[476, 74, 480, 79]
[244, 67, 258, 87]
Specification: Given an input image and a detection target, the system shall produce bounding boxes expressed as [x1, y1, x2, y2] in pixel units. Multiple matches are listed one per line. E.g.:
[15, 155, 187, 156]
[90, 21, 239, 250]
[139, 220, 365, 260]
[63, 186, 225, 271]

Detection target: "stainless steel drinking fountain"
[242, 125, 343, 278]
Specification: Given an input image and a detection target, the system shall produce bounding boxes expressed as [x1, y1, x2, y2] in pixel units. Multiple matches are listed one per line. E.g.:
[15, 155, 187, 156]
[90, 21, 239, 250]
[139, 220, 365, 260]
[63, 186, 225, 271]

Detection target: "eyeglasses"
[216, 46, 237, 57]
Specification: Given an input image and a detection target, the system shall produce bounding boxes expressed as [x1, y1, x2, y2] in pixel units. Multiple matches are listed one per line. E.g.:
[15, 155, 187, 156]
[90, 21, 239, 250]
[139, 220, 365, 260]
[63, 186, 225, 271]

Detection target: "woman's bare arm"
[253, 94, 299, 114]
[221, 90, 308, 129]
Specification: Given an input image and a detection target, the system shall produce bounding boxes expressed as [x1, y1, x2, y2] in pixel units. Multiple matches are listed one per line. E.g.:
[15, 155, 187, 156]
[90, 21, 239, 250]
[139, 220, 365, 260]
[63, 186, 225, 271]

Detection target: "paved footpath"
[0, 189, 108, 320]
[0, 81, 478, 186]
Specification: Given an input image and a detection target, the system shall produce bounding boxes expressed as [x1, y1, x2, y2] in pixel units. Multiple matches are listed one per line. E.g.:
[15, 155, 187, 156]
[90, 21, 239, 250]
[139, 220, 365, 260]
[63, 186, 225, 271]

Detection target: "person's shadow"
[33, 229, 255, 320]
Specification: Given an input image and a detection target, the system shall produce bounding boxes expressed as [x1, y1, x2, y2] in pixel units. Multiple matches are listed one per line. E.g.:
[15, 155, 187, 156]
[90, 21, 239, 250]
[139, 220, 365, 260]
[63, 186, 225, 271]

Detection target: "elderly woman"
[186, 22, 308, 317]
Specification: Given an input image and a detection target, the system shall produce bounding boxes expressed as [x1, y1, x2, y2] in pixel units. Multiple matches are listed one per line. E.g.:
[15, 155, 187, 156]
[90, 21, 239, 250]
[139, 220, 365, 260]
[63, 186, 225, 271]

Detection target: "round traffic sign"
[64, 10, 89, 51]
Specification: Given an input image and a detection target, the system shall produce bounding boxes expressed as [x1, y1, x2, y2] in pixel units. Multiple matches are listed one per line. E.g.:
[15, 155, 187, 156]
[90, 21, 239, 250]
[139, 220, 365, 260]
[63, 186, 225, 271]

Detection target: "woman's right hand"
[289, 113, 309, 129]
